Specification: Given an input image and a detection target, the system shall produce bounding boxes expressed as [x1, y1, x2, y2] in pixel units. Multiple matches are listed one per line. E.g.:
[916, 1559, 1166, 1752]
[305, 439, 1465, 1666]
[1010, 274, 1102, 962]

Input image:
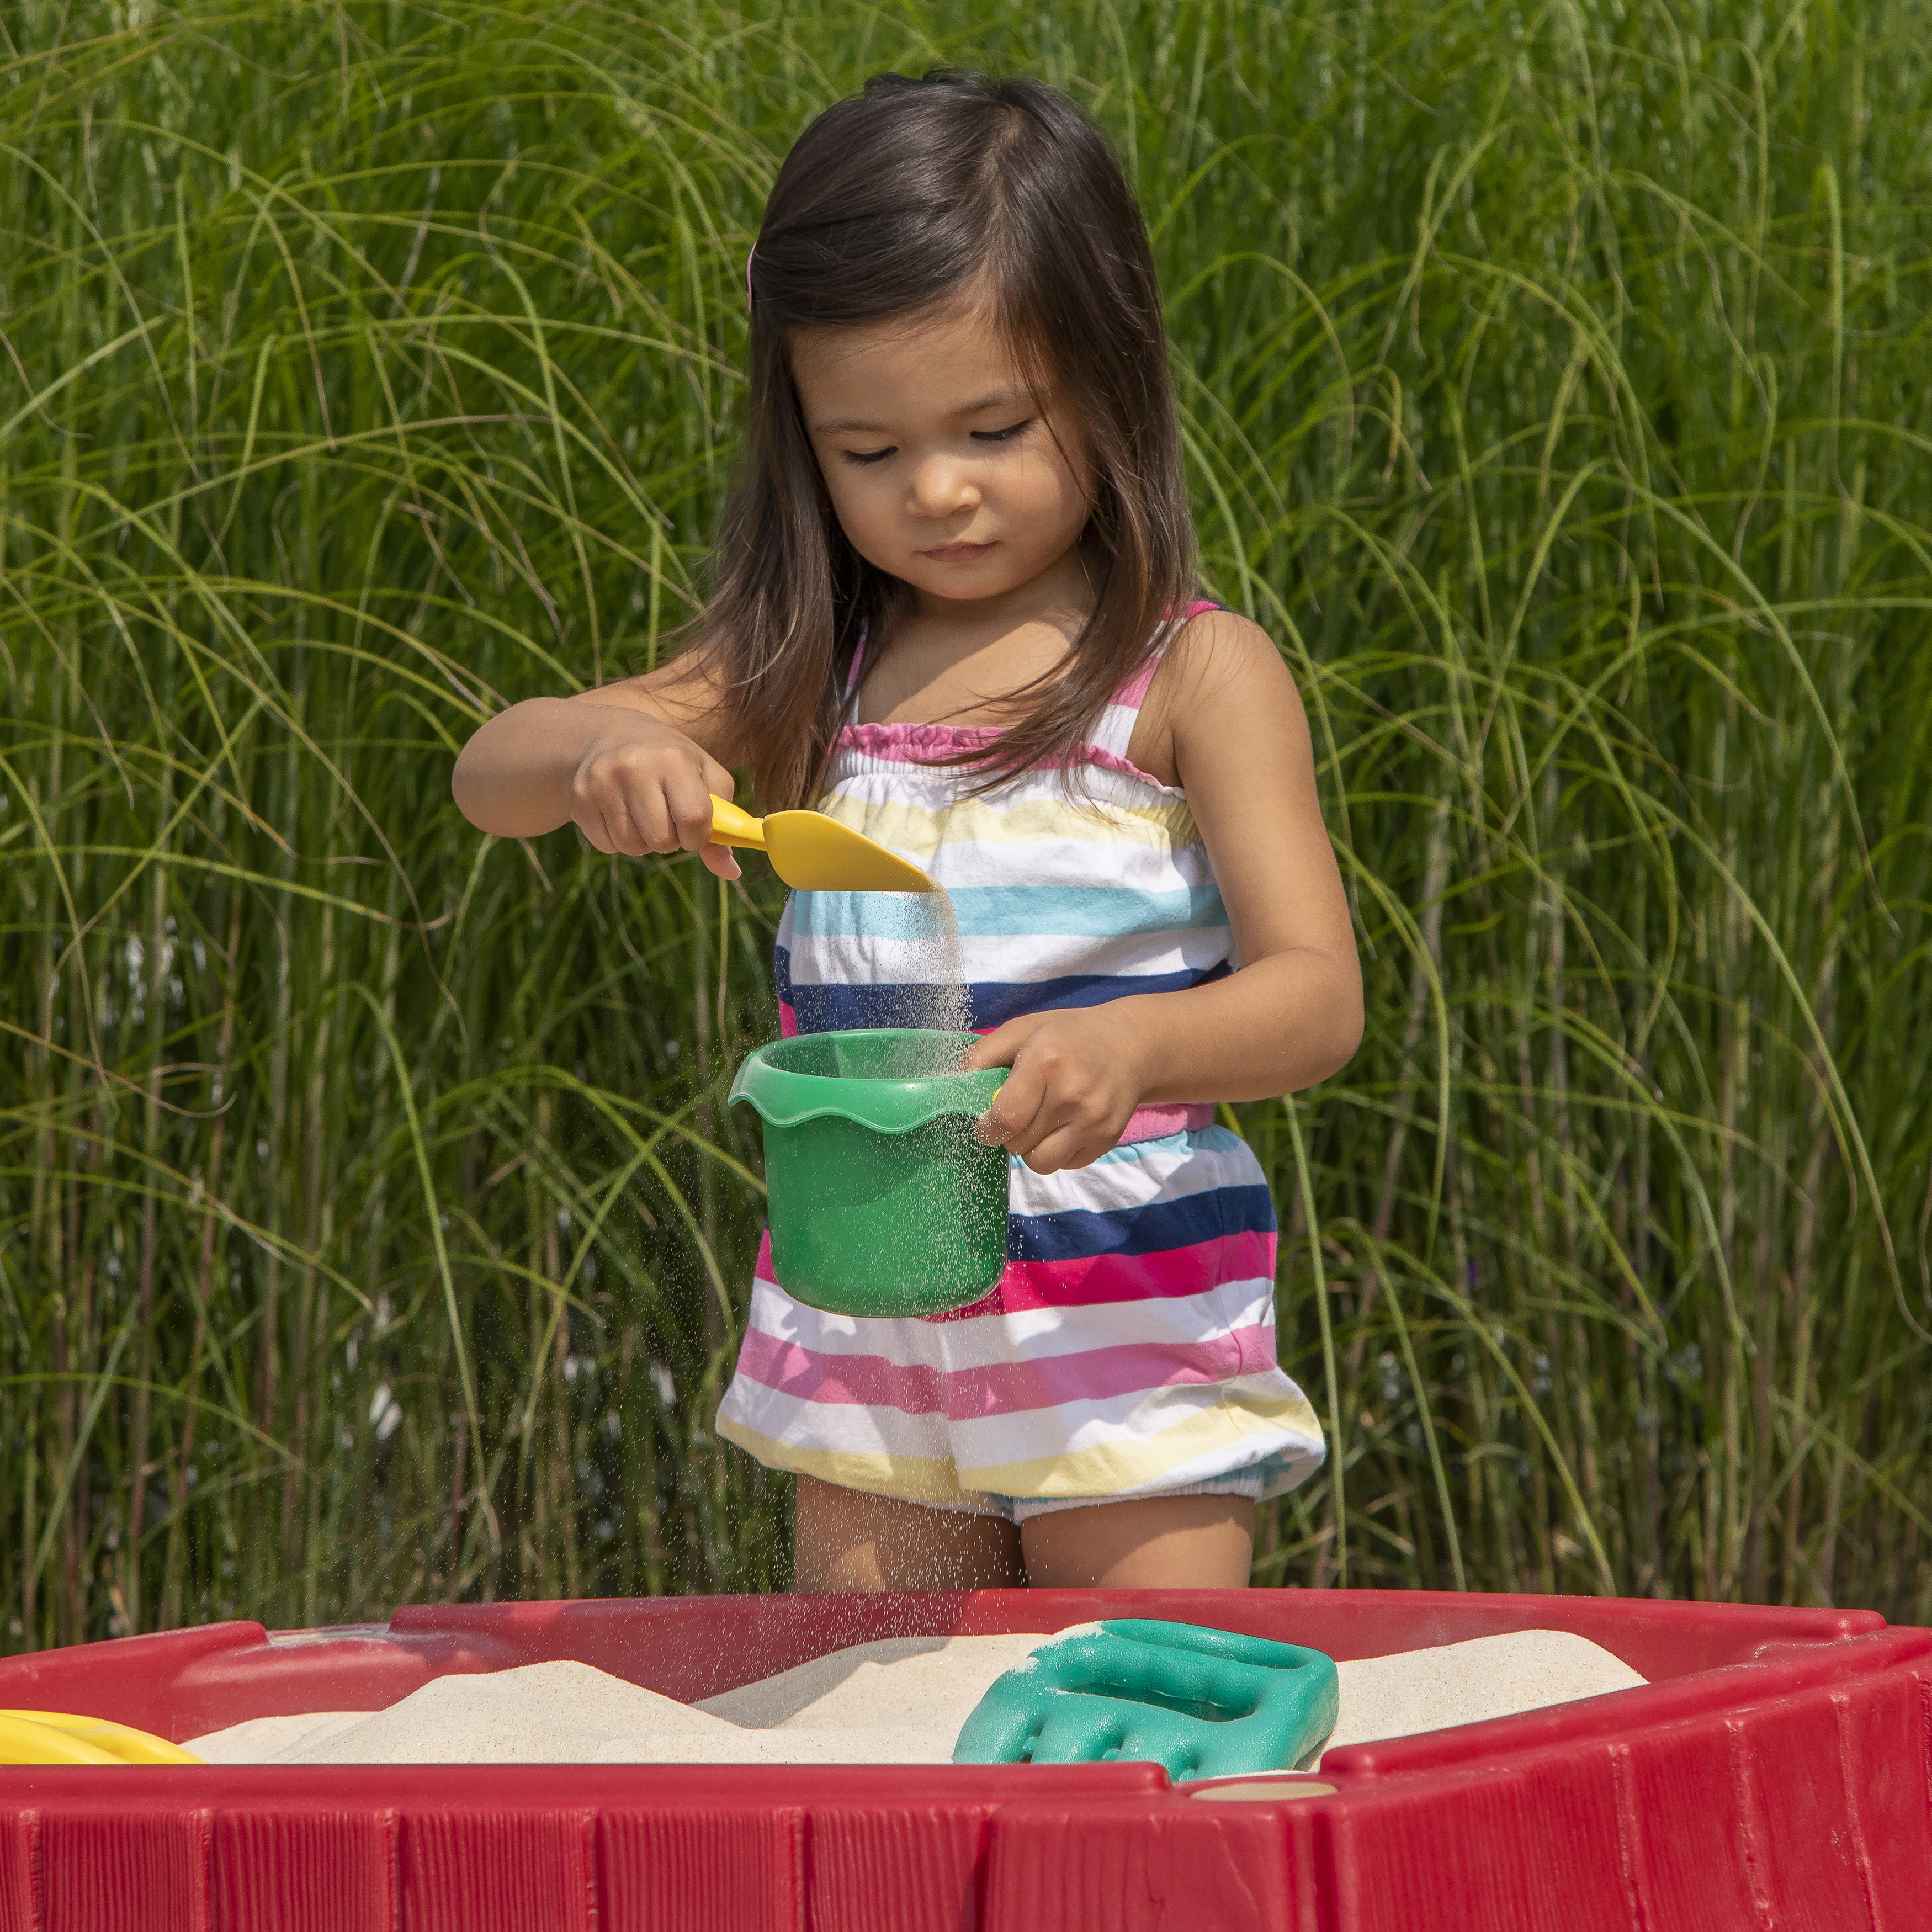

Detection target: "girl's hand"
[960, 1006, 1153, 1174]
[452, 652, 749, 880]
[567, 710, 742, 879]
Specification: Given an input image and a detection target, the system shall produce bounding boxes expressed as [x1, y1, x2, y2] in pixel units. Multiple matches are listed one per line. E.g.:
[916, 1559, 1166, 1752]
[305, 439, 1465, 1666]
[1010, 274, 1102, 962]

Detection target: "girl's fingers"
[602, 797, 649, 857]
[959, 1024, 1022, 1073]
[569, 737, 730, 859]
[624, 788, 675, 853]
[665, 771, 720, 853]
[994, 1086, 1129, 1171]
[1016, 1127, 1107, 1175]
[975, 1062, 1047, 1145]
[970, 1019, 1132, 1166]
[587, 793, 647, 856]
[996, 1095, 1111, 1172]
[995, 1096, 1082, 1165]
[593, 774, 732, 864]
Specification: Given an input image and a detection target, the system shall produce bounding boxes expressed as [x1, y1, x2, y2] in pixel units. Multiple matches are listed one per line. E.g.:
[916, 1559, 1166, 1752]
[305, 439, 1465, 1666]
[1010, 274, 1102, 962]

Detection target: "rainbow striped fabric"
[716, 627, 1326, 1509]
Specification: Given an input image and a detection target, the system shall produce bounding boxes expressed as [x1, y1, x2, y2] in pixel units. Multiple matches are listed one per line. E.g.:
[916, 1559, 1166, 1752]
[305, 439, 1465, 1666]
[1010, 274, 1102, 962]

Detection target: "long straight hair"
[699, 69, 1195, 810]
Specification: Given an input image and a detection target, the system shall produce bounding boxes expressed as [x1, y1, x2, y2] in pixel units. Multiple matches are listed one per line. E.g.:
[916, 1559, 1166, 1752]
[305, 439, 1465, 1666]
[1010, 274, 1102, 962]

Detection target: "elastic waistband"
[1117, 1102, 1215, 1145]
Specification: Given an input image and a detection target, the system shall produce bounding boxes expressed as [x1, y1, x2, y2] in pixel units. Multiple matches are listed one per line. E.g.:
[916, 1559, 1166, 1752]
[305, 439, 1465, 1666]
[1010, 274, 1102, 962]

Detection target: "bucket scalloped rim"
[729, 1028, 1008, 1134]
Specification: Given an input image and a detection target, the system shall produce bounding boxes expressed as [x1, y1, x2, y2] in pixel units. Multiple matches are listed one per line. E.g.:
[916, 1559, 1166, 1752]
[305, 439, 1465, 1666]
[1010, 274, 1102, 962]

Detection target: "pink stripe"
[840, 720, 994, 758]
[1103, 604, 1218, 710]
[777, 999, 798, 1038]
[835, 722, 1172, 792]
[753, 1227, 1273, 1323]
[1119, 1102, 1214, 1143]
[1080, 741, 1173, 789]
[734, 1321, 1278, 1421]
[737, 1324, 946, 1414]
[922, 1228, 1276, 1323]
[836, 606, 1216, 774]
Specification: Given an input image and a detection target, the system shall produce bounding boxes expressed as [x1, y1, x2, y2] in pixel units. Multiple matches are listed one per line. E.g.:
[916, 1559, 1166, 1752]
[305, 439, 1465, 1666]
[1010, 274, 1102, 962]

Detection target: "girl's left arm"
[964, 611, 1363, 1174]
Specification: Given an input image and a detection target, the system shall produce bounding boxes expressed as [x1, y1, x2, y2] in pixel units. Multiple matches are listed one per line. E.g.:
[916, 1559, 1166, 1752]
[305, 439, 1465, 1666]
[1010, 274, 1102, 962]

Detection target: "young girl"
[453, 70, 1362, 1593]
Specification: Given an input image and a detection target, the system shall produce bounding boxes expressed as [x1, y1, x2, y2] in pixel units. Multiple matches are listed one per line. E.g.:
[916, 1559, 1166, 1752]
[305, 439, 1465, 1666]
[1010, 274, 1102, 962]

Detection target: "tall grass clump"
[2, 0, 1929, 1646]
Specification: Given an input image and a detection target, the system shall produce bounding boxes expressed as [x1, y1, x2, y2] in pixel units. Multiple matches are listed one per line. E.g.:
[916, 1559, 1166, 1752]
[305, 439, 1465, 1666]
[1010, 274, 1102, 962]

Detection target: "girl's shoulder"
[1165, 601, 1282, 672]
[1125, 606, 1299, 785]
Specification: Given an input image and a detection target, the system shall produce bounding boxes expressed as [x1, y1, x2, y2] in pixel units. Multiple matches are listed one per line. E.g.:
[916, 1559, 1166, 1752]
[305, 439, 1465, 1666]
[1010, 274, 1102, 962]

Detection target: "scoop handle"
[708, 795, 768, 852]
[0, 1708, 205, 1766]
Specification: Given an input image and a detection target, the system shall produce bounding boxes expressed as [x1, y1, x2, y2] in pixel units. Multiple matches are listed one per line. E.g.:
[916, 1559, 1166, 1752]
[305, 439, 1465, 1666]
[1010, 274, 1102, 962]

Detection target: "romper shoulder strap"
[1086, 601, 1220, 760]
[840, 629, 869, 723]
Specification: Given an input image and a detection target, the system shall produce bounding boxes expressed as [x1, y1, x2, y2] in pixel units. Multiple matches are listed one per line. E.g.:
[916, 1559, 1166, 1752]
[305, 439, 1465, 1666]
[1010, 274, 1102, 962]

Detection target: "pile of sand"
[188, 1627, 1643, 1769]
[1323, 1628, 1643, 1751]
[191, 1631, 1053, 1768]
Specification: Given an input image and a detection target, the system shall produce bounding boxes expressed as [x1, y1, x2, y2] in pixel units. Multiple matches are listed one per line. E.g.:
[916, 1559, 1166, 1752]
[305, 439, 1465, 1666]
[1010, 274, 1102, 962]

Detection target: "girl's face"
[791, 299, 1094, 610]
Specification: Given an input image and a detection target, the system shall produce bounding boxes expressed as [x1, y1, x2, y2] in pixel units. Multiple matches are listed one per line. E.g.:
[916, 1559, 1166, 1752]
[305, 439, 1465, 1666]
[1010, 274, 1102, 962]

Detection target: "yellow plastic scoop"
[709, 795, 936, 893]
[0, 1709, 204, 1766]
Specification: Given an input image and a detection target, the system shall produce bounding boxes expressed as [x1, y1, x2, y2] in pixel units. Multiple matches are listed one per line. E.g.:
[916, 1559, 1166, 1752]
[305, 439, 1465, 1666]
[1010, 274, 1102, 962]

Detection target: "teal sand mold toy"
[952, 1620, 1339, 1783]
[729, 1029, 1010, 1319]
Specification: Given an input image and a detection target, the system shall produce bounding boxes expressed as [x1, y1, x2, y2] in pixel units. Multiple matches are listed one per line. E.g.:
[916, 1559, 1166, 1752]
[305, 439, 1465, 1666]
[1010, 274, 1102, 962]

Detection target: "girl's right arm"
[450, 654, 746, 878]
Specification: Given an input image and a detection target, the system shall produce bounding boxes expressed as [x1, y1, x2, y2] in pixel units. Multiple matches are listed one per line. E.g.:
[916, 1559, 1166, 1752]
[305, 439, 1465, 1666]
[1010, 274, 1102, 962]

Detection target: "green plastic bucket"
[729, 1029, 1011, 1319]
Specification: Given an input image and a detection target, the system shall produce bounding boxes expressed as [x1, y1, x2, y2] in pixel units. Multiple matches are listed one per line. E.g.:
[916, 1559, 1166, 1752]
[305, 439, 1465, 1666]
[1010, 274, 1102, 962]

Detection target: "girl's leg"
[793, 1473, 1026, 1591]
[1018, 1494, 1255, 1589]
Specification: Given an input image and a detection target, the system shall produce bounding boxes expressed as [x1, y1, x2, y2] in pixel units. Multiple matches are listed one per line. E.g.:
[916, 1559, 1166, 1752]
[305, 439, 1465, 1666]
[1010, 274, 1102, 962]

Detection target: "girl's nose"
[906, 457, 979, 521]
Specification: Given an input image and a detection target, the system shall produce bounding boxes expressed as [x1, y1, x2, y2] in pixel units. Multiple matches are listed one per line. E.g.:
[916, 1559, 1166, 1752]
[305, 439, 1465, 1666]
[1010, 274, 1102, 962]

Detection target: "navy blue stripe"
[1009, 1185, 1276, 1262]
[776, 951, 1232, 1033]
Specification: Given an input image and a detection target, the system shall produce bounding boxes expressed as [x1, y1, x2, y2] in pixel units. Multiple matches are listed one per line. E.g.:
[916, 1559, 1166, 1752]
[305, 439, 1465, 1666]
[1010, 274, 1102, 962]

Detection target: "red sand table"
[0, 1588, 1926, 1930]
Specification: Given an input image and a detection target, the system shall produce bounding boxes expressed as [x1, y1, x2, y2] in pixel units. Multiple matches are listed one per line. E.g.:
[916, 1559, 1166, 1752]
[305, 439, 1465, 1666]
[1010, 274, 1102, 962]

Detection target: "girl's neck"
[859, 542, 1095, 730]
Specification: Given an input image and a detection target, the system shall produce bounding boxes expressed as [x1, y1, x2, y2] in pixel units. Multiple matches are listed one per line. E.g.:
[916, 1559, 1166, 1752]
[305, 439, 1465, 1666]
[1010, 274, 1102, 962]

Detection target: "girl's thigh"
[793, 1472, 1025, 1591]
[1019, 1494, 1255, 1589]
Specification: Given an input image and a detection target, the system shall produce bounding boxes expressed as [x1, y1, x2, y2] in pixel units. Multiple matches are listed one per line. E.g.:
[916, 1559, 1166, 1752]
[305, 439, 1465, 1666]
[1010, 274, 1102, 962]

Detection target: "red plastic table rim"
[0, 1586, 1926, 1931]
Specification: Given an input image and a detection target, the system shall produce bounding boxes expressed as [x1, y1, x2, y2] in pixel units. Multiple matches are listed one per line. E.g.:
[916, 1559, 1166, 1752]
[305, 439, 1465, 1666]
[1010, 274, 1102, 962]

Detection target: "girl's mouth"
[921, 540, 995, 563]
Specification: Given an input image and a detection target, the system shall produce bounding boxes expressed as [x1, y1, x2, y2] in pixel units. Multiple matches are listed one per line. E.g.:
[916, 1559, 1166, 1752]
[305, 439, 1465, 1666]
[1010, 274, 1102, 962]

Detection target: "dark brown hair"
[698, 68, 1195, 810]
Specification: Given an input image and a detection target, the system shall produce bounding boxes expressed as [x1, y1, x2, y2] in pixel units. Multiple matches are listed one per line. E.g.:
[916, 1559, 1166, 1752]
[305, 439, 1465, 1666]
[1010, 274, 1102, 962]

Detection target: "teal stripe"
[791, 882, 1227, 940]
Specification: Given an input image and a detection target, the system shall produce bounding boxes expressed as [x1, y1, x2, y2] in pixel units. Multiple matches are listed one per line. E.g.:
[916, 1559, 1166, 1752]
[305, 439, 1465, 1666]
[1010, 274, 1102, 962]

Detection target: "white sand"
[188, 1635, 1058, 1768]
[694, 1628, 1058, 1738]
[188, 1626, 1643, 1768]
[1324, 1628, 1643, 1752]
[898, 891, 973, 1033]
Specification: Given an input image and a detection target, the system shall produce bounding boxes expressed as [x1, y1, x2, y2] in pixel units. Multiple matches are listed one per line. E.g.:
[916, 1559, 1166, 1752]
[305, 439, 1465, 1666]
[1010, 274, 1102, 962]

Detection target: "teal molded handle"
[952, 1619, 1340, 1783]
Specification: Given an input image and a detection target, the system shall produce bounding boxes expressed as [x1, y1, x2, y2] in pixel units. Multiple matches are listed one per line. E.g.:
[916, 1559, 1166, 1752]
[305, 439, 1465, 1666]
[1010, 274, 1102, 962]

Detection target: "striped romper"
[716, 618, 1326, 1521]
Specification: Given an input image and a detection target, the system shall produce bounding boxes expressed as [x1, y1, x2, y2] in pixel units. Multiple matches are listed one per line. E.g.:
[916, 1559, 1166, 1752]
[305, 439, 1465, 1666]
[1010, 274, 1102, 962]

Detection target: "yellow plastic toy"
[0, 1710, 204, 1766]
[708, 795, 936, 893]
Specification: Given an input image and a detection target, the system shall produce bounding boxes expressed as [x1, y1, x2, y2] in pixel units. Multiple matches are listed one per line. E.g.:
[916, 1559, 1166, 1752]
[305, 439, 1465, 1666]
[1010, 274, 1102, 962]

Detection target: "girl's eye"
[841, 447, 895, 467]
[972, 419, 1035, 444]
